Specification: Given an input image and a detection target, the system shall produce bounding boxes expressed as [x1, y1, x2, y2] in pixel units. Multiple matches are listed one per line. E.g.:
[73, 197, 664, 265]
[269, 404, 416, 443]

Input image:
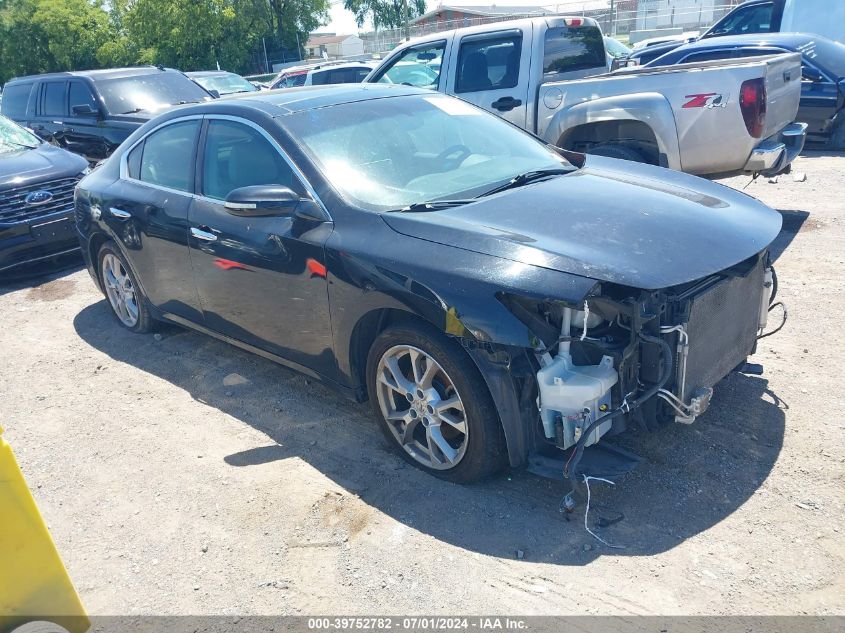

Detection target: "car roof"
[207, 83, 428, 115]
[399, 15, 600, 47]
[671, 32, 825, 53]
[6, 66, 180, 84]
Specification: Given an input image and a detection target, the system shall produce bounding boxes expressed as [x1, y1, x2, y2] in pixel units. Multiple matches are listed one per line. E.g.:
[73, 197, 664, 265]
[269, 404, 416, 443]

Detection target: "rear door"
[446, 28, 531, 128]
[30, 80, 68, 145]
[105, 116, 203, 321]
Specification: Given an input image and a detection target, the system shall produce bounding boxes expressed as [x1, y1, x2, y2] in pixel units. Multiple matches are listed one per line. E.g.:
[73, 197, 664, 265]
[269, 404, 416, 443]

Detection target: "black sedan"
[75, 86, 781, 485]
[1, 114, 89, 274]
[646, 33, 845, 147]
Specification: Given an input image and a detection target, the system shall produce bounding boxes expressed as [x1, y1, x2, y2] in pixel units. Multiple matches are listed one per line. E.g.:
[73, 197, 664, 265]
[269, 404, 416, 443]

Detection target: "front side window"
[374, 42, 445, 90]
[0, 83, 34, 119]
[543, 25, 606, 77]
[456, 34, 522, 93]
[201, 119, 299, 201]
[134, 120, 200, 192]
[69, 82, 99, 114]
[42, 82, 67, 117]
[285, 94, 570, 212]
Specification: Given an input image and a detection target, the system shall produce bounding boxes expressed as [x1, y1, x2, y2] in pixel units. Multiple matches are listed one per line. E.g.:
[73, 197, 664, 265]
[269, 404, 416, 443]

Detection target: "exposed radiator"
[680, 255, 765, 399]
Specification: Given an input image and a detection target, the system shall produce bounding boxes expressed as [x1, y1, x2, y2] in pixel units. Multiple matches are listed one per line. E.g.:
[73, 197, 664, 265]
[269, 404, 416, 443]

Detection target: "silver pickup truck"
[365, 16, 807, 177]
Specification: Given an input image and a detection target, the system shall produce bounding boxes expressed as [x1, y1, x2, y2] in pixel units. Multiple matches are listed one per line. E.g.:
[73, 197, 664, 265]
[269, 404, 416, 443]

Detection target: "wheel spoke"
[435, 397, 467, 433]
[125, 297, 139, 320]
[418, 356, 438, 389]
[383, 356, 414, 395]
[427, 426, 458, 465]
[105, 268, 119, 290]
[401, 416, 420, 445]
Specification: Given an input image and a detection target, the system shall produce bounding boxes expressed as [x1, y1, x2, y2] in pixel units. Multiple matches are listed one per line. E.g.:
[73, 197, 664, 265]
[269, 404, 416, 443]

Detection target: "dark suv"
[1, 67, 211, 163]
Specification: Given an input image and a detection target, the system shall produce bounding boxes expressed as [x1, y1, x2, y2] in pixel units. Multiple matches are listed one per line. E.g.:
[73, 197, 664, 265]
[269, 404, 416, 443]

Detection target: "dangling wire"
[583, 475, 625, 549]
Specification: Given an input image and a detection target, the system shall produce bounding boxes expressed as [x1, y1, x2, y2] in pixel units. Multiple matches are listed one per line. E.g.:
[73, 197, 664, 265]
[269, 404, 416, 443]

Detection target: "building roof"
[306, 34, 360, 47]
[411, 4, 553, 24]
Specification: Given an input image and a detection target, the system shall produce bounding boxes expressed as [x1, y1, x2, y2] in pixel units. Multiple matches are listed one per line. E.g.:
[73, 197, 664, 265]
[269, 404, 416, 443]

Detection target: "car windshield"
[604, 37, 631, 58]
[193, 73, 257, 95]
[97, 72, 211, 114]
[0, 114, 40, 153]
[285, 94, 571, 212]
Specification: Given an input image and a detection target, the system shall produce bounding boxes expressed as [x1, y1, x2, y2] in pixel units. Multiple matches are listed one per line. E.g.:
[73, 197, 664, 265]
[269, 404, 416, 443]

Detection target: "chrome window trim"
[118, 112, 331, 221]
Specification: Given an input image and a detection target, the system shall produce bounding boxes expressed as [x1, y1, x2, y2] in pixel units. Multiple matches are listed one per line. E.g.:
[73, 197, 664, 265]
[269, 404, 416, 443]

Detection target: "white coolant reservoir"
[537, 352, 618, 450]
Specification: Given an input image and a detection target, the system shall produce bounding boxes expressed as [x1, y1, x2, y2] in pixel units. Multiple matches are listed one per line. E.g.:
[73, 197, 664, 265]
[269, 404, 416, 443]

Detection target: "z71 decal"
[683, 93, 727, 109]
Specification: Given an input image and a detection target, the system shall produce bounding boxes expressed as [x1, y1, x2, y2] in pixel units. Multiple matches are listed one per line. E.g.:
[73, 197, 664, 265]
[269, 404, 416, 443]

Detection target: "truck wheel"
[98, 241, 155, 333]
[587, 144, 647, 163]
[366, 320, 507, 483]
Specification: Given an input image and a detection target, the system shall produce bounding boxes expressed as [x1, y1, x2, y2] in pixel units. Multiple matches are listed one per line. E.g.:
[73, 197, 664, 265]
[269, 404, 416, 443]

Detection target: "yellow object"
[0, 425, 89, 633]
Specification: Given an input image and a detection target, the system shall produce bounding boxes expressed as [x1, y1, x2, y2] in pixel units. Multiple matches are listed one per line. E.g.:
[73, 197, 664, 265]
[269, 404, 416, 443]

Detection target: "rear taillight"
[739, 78, 766, 138]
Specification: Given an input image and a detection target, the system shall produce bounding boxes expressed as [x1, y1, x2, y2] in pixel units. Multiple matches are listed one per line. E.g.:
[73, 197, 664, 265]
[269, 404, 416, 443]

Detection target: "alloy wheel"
[375, 344, 469, 470]
[102, 253, 139, 328]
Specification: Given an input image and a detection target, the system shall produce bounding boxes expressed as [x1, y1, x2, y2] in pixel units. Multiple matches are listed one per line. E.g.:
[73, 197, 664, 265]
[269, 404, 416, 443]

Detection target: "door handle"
[191, 226, 218, 242]
[109, 207, 131, 219]
[491, 96, 522, 112]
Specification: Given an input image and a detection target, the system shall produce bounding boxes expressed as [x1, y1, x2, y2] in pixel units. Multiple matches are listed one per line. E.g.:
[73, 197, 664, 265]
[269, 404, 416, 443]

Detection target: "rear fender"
[550, 92, 682, 170]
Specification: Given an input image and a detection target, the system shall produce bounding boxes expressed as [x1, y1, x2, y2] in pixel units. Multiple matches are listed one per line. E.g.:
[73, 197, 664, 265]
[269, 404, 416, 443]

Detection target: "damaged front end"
[501, 251, 776, 483]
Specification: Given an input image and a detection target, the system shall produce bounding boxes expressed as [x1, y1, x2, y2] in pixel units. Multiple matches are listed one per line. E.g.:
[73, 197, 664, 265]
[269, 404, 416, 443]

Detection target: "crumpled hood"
[0, 143, 87, 187]
[382, 156, 782, 290]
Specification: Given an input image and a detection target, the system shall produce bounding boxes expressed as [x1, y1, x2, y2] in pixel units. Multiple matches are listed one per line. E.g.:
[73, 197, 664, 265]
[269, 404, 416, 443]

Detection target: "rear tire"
[366, 320, 506, 483]
[97, 241, 154, 333]
[587, 143, 648, 163]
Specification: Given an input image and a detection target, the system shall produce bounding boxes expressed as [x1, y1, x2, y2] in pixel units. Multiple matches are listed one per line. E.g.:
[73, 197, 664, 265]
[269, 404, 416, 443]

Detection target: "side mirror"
[72, 104, 98, 117]
[802, 67, 824, 83]
[224, 185, 300, 217]
[207, 89, 221, 99]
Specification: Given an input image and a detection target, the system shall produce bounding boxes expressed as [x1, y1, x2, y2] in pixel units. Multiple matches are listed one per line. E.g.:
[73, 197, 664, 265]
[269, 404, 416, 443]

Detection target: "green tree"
[0, 0, 116, 82]
[343, 0, 426, 30]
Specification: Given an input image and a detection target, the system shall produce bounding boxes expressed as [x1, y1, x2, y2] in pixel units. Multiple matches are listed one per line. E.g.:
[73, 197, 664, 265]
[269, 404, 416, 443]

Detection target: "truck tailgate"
[759, 52, 803, 140]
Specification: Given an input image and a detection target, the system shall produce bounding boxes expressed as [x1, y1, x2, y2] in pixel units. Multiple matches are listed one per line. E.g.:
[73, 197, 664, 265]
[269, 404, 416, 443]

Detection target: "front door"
[187, 117, 335, 377]
[447, 28, 531, 129]
[65, 80, 110, 161]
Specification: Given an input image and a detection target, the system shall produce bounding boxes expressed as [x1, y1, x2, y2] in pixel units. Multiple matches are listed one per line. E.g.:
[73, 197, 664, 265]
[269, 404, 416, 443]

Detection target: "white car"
[269, 61, 376, 89]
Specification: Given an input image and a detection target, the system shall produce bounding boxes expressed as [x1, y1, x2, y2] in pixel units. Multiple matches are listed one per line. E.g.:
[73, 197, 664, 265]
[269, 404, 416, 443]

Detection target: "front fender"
[546, 92, 682, 171]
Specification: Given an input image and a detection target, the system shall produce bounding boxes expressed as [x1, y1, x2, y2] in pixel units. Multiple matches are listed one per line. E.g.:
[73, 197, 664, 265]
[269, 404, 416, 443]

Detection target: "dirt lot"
[2, 152, 844, 616]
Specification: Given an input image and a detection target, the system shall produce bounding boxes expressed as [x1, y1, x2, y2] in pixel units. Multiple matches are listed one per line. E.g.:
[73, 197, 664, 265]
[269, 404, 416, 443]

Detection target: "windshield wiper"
[3, 140, 39, 149]
[480, 167, 572, 197]
[389, 199, 475, 213]
[120, 107, 146, 115]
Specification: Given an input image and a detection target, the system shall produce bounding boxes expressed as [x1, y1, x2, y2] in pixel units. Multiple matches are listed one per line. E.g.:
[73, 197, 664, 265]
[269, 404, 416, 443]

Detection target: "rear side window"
[135, 120, 199, 192]
[707, 4, 774, 37]
[42, 82, 68, 117]
[543, 26, 606, 77]
[456, 34, 522, 93]
[201, 119, 300, 200]
[0, 83, 34, 118]
[310, 69, 333, 85]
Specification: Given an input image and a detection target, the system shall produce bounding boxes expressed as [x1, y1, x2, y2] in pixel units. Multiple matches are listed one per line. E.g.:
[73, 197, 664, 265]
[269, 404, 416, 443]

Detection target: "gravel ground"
[1, 152, 843, 616]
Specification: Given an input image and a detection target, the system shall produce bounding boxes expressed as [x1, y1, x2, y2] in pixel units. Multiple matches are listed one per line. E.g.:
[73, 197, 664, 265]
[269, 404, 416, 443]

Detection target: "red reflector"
[564, 18, 583, 26]
[739, 78, 766, 139]
[306, 258, 327, 278]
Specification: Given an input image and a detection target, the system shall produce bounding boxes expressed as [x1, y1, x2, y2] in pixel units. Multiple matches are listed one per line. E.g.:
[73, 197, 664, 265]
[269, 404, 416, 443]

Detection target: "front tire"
[366, 321, 506, 483]
[98, 241, 154, 333]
